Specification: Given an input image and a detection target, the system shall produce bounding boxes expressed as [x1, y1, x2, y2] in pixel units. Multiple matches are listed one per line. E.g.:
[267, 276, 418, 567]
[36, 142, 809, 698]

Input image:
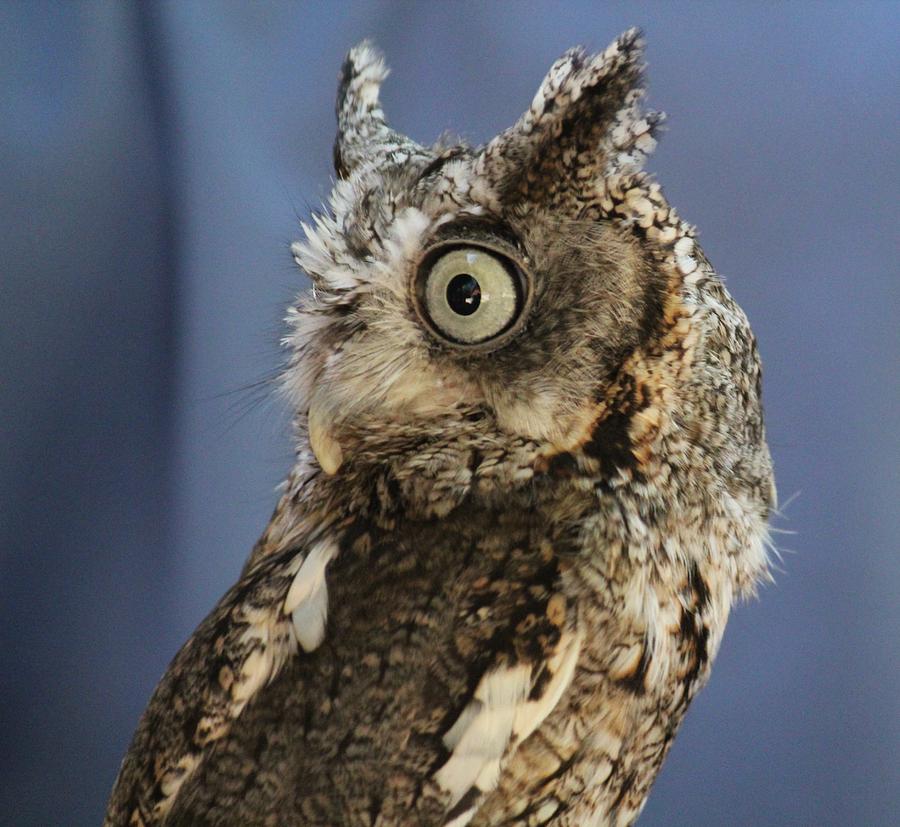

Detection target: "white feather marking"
[442, 699, 484, 750]
[437, 630, 583, 826]
[474, 759, 502, 792]
[512, 629, 583, 744]
[291, 585, 328, 652]
[435, 664, 532, 807]
[233, 647, 272, 703]
[284, 538, 338, 652]
[674, 235, 695, 257]
[676, 254, 698, 275]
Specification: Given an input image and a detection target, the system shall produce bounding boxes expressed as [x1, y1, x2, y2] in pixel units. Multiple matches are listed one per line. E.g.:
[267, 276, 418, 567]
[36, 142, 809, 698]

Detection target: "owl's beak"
[308, 403, 344, 475]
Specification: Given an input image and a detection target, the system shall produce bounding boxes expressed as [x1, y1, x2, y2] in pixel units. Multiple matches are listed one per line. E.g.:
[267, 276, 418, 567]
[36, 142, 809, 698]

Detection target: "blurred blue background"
[1, 2, 897, 825]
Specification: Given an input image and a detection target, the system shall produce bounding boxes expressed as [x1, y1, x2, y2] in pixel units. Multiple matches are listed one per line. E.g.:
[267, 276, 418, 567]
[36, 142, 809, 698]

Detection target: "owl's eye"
[415, 245, 529, 347]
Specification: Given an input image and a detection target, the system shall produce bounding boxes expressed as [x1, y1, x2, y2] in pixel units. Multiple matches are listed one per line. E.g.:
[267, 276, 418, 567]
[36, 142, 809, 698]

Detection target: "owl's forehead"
[338, 147, 486, 222]
[296, 147, 500, 296]
[316, 147, 501, 266]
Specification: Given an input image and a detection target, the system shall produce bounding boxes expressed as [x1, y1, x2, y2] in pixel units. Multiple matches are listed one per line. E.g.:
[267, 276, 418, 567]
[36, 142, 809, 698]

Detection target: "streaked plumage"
[105, 29, 774, 826]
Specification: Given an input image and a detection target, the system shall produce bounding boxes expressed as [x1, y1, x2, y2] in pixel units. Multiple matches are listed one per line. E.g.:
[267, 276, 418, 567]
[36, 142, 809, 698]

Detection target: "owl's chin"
[305, 359, 488, 476]
[306, 394, 598, 479]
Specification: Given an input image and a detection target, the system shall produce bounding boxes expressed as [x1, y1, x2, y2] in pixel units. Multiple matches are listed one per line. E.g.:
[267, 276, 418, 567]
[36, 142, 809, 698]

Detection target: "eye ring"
[411, 238, 533, 351]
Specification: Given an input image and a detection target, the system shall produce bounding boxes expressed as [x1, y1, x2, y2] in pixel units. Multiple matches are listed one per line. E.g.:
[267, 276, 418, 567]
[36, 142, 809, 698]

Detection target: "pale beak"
[308, 402, 344, 475]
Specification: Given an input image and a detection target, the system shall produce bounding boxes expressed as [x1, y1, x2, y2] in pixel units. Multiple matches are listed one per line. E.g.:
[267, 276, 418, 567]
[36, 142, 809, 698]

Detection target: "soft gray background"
[2, 2, 897, 825]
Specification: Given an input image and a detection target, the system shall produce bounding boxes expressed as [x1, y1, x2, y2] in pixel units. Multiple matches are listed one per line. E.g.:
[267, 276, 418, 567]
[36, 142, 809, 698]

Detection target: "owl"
[105, 29, 774, 827]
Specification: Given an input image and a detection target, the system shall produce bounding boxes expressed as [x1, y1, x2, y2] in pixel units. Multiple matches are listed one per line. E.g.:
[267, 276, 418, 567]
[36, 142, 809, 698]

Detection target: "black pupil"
[446, 274, 481, 316]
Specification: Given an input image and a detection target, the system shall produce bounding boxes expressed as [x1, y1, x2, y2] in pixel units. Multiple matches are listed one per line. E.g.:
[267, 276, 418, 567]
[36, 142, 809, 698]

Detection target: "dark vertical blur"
[1, 2, 896, 825]
[0, 4, 178, 825]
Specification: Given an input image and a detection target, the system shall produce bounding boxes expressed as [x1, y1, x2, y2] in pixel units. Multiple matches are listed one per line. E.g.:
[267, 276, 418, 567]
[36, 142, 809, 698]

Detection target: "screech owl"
[105, 29, 775, 827]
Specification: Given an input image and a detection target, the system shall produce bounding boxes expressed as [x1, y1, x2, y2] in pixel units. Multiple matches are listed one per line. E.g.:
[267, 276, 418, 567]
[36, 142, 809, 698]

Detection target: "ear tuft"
[476, 29, 663, 206]
[336, 41, 389, 128]
[333, 42, 426, 179]
[523, 27, 645, 136]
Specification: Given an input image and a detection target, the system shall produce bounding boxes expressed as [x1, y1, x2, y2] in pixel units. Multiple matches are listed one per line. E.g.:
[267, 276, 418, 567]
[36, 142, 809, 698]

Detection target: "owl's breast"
[167, 484, 749, 827]
[167, 503, 572, 824]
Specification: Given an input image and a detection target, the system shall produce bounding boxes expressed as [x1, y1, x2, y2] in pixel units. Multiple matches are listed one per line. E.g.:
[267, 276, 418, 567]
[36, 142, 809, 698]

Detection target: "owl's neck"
[315, 416, 550, 521]
[246, 418, 577, 571]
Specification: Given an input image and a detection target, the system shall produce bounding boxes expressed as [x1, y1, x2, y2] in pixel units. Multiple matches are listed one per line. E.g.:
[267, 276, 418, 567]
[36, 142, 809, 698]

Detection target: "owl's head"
[285, 30, 703, 483]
